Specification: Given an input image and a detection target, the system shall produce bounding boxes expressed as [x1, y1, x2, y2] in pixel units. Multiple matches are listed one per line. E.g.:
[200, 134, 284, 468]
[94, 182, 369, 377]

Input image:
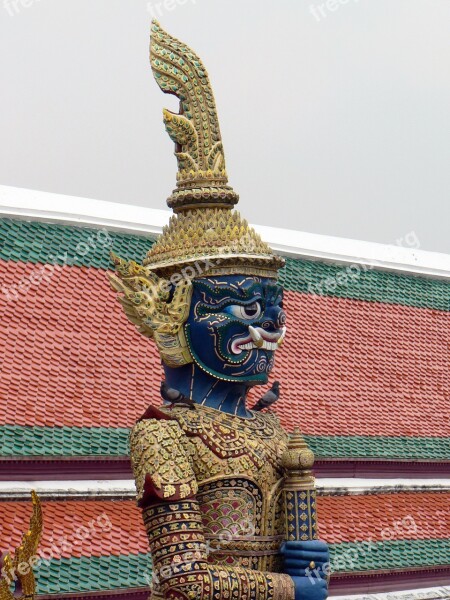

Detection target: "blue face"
[185, 276, 286, 384]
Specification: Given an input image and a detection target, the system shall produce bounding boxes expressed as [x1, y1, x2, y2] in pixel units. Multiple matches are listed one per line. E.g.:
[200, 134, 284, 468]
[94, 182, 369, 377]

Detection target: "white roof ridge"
[1, 184, 449, 279]
[1, 478, 449, 497]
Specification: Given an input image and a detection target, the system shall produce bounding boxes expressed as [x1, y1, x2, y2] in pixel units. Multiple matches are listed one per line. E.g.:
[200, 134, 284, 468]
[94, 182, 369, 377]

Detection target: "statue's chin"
[189, 348, 271, 385]
[199, 360, 270, 385]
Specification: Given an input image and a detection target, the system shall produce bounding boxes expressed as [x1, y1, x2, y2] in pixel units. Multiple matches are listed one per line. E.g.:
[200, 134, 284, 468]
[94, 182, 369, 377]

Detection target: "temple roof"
[0, 186, 449, 598]
[1, 490, 449, 597]
[0, 213, 449, 463]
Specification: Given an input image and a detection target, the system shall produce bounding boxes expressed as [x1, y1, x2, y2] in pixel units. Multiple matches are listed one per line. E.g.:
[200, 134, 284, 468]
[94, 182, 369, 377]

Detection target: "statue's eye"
[225, 302, 262, 320]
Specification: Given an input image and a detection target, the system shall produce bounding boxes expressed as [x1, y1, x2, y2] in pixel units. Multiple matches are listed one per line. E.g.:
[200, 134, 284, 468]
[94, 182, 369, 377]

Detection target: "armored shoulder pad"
[130, 416, 198, 504]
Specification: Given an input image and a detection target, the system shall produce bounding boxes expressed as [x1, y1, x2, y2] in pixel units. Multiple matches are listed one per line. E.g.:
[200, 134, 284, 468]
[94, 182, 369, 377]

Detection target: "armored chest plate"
[167, 405, 289, 572]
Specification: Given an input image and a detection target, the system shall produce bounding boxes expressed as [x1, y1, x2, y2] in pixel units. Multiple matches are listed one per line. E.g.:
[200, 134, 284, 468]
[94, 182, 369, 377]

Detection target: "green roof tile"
[1, 426, 448, 461]
[330, 539, 450, 573]
[0, 425, 129, 457]
[282, 258, 450, 311]
[0, 218, 153, 269]
[305, 435, 450, 461]
[30, 540, 450, 595]
[35, 553, 151, 595]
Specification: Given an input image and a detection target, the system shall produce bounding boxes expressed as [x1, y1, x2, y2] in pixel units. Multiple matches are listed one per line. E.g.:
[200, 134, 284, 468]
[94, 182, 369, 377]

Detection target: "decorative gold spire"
[281, 428, 316, 489]
[150, 20, 238, 212]
[0, 492, 43, 600]
[141, 21, 284, 278]
[110, 23, 285, 354]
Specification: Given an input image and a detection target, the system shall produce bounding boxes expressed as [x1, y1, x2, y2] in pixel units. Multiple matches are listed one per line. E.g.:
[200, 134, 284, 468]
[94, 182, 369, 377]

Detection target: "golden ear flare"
[0, 491, 43, 600]
[109, 252, 193, 367]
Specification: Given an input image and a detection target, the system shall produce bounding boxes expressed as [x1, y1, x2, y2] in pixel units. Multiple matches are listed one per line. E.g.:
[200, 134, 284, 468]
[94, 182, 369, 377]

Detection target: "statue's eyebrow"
[197, 279, 264, 303]
[206, 278, 237, 286]
[235, 278, 263, 293]
[232, 282, 264, 300]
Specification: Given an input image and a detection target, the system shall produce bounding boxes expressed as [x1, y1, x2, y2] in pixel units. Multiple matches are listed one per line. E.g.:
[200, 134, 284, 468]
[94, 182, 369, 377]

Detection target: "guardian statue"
[110, 21, 329, 600]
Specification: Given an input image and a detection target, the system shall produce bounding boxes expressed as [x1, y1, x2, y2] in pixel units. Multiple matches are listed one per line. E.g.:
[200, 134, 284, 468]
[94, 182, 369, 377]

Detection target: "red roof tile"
[318, 492, 450, 544]
[1, 493, 448, 559]
[1, 500, 147, 559]
[271, 291, 450, 437]
[1, 260, 449, 437]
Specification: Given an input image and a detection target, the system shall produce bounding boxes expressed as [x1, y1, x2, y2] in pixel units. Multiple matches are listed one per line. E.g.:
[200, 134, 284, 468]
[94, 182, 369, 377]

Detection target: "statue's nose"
[262, 306, 286, 329]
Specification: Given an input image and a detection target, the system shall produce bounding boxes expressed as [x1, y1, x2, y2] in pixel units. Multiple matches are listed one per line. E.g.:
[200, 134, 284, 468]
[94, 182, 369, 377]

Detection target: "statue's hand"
[281, 541, 329, 600]
[290, 577, 328, 600]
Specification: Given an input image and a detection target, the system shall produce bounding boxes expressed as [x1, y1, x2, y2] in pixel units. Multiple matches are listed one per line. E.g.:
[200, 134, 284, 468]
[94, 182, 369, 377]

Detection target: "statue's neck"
[163, 363, 252, 418]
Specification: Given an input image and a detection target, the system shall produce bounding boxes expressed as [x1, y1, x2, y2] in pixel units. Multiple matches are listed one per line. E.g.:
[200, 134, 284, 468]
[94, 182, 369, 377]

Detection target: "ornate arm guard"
[130, 415, 295, 600]
[130, 413, 198, 504]
[144, 499, 295, 600]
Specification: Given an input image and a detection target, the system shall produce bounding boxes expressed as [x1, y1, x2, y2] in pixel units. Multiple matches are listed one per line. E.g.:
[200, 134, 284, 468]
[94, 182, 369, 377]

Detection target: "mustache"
[230, 326, 286, 354]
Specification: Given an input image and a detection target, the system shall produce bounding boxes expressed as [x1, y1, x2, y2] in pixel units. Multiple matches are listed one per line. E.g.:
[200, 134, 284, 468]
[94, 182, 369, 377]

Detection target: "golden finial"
[0, 492, 43, 600]
[281, 428, 316, 489]
[150, 20, 239, 212]
[281, 430, 319, 541]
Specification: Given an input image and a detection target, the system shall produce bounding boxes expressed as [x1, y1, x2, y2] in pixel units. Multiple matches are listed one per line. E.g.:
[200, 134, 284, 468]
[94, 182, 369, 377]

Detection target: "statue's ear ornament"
[109, 252, 193, 367]
[0, 491, 43, 600]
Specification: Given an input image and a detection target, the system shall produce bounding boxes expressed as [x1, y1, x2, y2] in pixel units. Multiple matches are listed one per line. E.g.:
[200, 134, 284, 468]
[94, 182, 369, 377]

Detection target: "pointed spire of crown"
[150, 20, 239, 212]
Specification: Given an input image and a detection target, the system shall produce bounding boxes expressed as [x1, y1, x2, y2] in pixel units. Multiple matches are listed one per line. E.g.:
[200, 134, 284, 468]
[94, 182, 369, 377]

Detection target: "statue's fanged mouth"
[231, 326, 286, 354]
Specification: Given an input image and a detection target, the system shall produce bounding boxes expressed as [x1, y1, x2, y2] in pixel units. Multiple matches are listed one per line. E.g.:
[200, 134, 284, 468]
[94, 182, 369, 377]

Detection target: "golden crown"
[110, 22, 284, 366]
[143, 20, 284, 278]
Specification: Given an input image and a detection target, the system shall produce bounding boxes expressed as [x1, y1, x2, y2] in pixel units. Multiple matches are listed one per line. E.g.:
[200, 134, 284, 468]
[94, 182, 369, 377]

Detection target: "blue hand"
[291, 576, 328, 600]
[281, 541, 330, 600]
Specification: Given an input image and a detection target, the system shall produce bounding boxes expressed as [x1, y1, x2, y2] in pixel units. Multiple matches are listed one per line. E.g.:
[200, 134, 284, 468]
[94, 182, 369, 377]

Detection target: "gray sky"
[1, 0, 449, 253]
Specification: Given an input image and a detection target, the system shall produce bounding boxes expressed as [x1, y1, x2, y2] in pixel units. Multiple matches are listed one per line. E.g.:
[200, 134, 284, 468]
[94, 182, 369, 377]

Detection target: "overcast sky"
[0, 0, 449, 253]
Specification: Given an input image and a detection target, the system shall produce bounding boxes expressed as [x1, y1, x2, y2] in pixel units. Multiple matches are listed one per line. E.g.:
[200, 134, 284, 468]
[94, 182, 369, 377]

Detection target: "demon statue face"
[186, 276, 286, 384]
[109, 262, 287, 386]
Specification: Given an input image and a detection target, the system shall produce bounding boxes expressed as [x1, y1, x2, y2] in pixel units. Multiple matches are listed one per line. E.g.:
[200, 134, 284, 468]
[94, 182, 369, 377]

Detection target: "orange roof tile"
[0, 260, 449, 439]
[318, 492, 450, 544]
[1, 493, 448, 559]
